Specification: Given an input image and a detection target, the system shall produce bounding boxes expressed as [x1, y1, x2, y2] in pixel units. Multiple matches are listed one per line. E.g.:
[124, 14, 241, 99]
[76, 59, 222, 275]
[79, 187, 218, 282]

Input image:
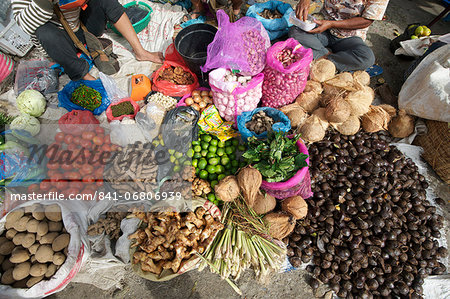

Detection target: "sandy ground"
[1, 0, 448, 298]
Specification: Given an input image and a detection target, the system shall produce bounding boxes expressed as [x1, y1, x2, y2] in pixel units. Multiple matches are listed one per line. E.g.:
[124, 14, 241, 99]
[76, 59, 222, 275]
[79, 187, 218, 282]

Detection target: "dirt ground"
[1, 0, 449, 298]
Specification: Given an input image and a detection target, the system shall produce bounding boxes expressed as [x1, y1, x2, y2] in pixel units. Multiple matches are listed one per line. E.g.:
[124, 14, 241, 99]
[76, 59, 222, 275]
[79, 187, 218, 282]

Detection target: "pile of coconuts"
[280, 59, 416, 142]
[287, 130, 447, 298]
[214, 166, 308, 240]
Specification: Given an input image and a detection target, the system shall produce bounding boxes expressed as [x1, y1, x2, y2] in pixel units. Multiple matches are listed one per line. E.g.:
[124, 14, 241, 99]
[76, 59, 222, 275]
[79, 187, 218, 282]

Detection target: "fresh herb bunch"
[71, 85, 102, 111]
[0, 112, 15, 126]
[111, 101, 134, 117]
[242, 131, 308, 182]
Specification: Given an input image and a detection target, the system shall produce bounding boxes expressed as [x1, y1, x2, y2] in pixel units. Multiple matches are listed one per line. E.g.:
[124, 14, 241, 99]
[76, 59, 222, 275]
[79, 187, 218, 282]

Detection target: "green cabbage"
[10, 114, 41, 136]
[16, 90, 46, 117]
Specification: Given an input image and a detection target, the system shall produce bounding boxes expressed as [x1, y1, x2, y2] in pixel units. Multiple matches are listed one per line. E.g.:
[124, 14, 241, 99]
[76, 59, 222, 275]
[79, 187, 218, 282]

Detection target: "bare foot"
[83, 73, 96, 81]
[136, 50, 164, 64]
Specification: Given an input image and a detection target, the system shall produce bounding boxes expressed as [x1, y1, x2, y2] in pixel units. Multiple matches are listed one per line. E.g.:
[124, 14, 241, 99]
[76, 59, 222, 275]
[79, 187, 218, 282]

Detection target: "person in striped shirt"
[12, 0, 164, 81]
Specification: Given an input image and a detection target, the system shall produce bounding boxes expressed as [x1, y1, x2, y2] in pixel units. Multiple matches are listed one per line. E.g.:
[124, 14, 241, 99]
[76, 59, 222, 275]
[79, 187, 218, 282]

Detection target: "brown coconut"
[345, 85, 374, 116]
[299, 114, 327, 143]
[379, 104, 397, 118]
[310, 59, 336, 82]
[214, 176, 240, 202]
[281, 196, 308, 220]
[361, 105, 391, 133]
[236, 166, 262, 207]
[325, 96, 351, 123]
[331, 115, 360, 135]
[388, 109, 415, 138]
[252, 191, 276, 215]
[263, 212, 296, 240]
[296, 91, 321, 112]
[312, 108, 329, 126]
[324, 72, 354, 90]
[279, 103, 302, 115]
[353, 71, 370, 86]
[322, 84, 345, 98]
[303, 80, 323, 94]
[287, 108, 308, 129]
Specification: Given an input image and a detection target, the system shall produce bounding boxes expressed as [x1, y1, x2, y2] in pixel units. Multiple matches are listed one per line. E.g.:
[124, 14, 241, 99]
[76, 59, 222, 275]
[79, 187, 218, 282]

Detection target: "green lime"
[216, 148, 225, 156]
[194, 145, 202, 152]
[221, 156, 230, 166]
[170, 156, 176, 163]
[193, 152, 202, 159]
[201, 142, 209, 150]
[225, 139, 232, 146]
[218, 174, 226, 181]
[231, 166, 238, 174]
[183, 160, 191, 166]
[215, 165, 225, 174]
[228, 153, 236, 160]
[210, 139, 218, 147]
[202, 135, 212, 143]
[224, 163, 232, 170]
[231, 160, 239, 167]
[195, 168, 200, 175]
[175, 160, 179, 165]
[208, 145, 217, 153]
[187, 149, 194, 158]
[192, 159, 198, 168]
[173, 165, 181, 172]
[238, 144, 246, 152]
[201, 149, 208, 157]
[206, 152, 216, 159]
[210, 180, 218, 189]
[224, 170, 232, 176]
[206, 165, 216, 174]
[218, 141, 225, 148]
[207, 193, 216, 202]
[168, 149, 175, 155]
[198, 158, 207, 170]
[174, 152, 183, 159]
[225, 146, 233, 155]
[231, 139, 239, 147]
[239, 161, 247, 168]
[208, 173, 218, 181]
[199, 170, 209, 180]
[209, 157, 219, 166]
[192, 140, 200, 146]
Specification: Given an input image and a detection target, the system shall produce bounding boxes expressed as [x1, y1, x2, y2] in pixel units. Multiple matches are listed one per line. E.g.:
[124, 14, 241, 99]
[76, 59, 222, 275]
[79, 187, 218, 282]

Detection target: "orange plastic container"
[130, 74, 152, 102]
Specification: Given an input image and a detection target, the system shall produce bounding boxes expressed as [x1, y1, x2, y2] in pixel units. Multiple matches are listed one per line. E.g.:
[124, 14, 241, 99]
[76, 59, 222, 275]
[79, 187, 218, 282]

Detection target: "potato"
[24, 204, 35, 214]
[36, 234, 41, 242]
[28, 243, 40, 255]
[30, 263, 47, 277]
[22, 233, 36, 248]
[52, 234, 70, 252]
[13, 233, 26, 245]
[26, 219, 40, 233]
[11, 246, 25, 255]
[13, 262, 31, 281]
[32, 209, 45, 221]
[48, 221, 63, 232]
[35, 245, 54, 263]
[26, 275, 44, 288]
[14, 215, 31, 232]
[1, 268, 15, 285]
[6, 228, 18, 240]
[0, 240, 15, 255]
[2, 258, 14, 271]
[44, 205, 62, 222]
[45, 263, 57, 278]
[52, 252, 66, 266]
[39, 232, 59, 245]
[37, 221, 49, 237]
[64, 247, 68, 256]
[10, 249, 30, 263]
[30, 255, 37, 263]
[5, 208, 25, 229]
[13, 278, 28, 288]
[0, 254, 4, 264]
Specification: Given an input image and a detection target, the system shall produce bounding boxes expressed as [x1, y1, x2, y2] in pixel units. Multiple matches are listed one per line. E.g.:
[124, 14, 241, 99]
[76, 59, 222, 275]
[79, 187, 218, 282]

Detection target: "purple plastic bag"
[201, 10, 270, 76]
[261, 38, 313, 108]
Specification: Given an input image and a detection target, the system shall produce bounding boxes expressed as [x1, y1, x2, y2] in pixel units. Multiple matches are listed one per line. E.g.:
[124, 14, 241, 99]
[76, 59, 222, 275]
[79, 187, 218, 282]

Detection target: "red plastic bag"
[105, 98, 140, 122]
[165, 43, 187, 67]
[58, 110, 100, 136]
[151, 62, 199, 97]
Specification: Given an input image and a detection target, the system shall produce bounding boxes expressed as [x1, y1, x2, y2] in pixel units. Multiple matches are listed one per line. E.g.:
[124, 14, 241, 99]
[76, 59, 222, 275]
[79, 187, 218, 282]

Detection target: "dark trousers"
[35, 0, 124, 81]
[289, 26, 375, 72]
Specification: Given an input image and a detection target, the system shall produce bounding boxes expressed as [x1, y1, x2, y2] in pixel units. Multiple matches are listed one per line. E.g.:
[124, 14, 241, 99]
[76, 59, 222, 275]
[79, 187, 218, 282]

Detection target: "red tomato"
[92, 136, 103, 146]
[55, 132, 65, 143]
[47, 170, 59, 179]
[80, 164, 94, 175]
[40, 180, 51, 191]
[110, 144, 119, 152]
[70, 181, 84, 190]
[80, 139, 92, 149]
[65, 188, 78, 196]
[94, 168, 104, 180]
[64, 134, 74, 145]
[27, 184, 40, 194]
[46, 143, 60, 159]
[82, 131, 95, 140]
[55, 180, 68, 190]
[73, 136, 81, 145]
[61, 162, 74, 172]
[95, 126, 104, 135]
[82, 175, 95, 183]
[49, 172, 63, 183]
[67, 143, 78, 152]
[103, 135, 111, 144]
[47, 162, 60, 170]
[47, 188, 58, 196]
[101, 144, 111, 152]
[95, 180, 104, 187]
[66, 171, 81, 181]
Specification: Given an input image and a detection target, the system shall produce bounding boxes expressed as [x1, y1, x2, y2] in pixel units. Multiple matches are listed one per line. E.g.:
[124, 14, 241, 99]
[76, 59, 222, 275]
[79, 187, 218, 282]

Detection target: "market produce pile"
[158, 66, 195, 85]
[110, 101, 135, 118]
[258, 9, 283, 19]
[70, 85, 102, 111]
[183, 89, 214, 113]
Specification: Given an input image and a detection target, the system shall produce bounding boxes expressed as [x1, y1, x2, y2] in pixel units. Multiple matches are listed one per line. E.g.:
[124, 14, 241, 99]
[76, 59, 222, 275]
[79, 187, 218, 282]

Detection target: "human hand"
[295, 0, 310, 22]
[308, 19, 333, 34]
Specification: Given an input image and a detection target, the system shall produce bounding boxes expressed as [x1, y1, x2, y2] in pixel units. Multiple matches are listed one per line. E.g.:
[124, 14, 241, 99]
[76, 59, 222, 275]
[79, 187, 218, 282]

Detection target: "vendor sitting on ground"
[290, 0, 389, 72]
[190, 0, 243, 20]
[12, 0, 164, 81]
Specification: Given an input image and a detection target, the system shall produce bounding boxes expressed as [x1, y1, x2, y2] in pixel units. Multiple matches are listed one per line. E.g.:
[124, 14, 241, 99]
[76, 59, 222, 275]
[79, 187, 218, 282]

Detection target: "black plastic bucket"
[174, 24, 217, 77]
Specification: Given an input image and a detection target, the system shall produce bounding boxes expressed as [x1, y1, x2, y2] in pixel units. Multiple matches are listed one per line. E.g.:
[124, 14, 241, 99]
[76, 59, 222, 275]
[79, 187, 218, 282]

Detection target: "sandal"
[84, 31, 119, 75]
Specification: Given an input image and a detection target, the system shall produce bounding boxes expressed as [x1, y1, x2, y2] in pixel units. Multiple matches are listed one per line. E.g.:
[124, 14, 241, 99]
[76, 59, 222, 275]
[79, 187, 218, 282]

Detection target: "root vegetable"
[0, 241, 15, 255]
[237, 166, 262, 207]
[37, 222, 49, 237]
[1, 269, 15, 285]
[13, 233, 26, 246]
[388, 109, 415, 138]
[45, 264, 57, 278]
[2, 259, 14, 271]
[280, 103, 302, 115]
[361, 105, 391, 133]
[32, 209, 45, 221]
[379, 104, 397, 118]
[0, 255, 3, 264]
[44, 205, 62, 222]
[6, 229, 17, 240]
[345, 85, 374, 116]
[287, 108, 308, 128]
[40, 232, 59, 245]
[299, 114, 328, 143]
[22, 233, 36, 248]
[303, 80, 323, 94]
[13, 279, 28, 288]
[325, 96, 351, 123]
[353, 70, 370, 85]
[263, 212, 296, 240]
[296, 91, 321, 112]
[26, 275, 44, 288]
[252, 191, 276, 215]
[30, 263, 47, 277]
[53, 252, 66, 266]
[5, 209, 24, 229]
[281, 196, 308, 220]
[48, 221, 63, 232]
[35, 245, 54, 263]
[10, 250, 30, 263]
[26, 219, 40, 233]
[52, 233, 70, 252]
[310, 59, 336, 82]
[332, 116, 360, 135]
[14, 216, 31, 232]
[13, 262, 31, 281]
[28, 243, 39, 255]
[214, 175, 240, 202]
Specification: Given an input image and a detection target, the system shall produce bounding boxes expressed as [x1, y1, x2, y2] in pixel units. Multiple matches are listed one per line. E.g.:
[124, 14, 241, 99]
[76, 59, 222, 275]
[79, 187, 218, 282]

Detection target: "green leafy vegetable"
[71, 85, 102, 111]
[16, 90, 46, 117]
[0, 112, 16, 126]
[242, 131, 308, 182]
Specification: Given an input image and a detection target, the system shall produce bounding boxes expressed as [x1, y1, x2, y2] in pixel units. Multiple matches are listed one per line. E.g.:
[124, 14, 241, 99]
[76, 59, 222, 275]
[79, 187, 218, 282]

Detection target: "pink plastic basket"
[260, 138, 313, 199]
[105, 98, 140, 122]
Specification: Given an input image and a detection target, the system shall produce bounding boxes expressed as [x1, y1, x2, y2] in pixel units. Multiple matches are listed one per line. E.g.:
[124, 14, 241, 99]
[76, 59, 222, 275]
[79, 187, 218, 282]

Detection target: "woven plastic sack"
[151, 61, 199, 97]
[246, 0, 294, 40]
[201, 10, 270, 76]
[260, 138, 312, 199]
[209, 68, 263, 123]
[106, 98, 140, 122]
[237, 107, 291, 142]
[261, 38, 313, 108]
[58, 79, 110, 115]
